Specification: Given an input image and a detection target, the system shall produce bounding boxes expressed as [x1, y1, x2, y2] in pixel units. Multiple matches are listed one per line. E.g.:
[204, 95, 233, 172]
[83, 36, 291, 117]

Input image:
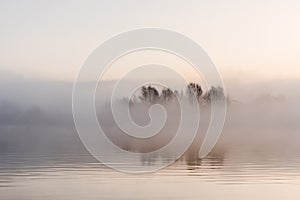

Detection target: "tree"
[186, 82, 203, 101]
[203, 86, 225, 103]
[139, 85, 159, 103]
[140, 86, 148, 101]
[161, 88, 174, 101]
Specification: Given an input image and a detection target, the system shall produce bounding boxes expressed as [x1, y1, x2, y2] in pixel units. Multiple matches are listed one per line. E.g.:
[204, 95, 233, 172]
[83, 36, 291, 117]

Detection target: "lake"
[1, 151, 300, 200]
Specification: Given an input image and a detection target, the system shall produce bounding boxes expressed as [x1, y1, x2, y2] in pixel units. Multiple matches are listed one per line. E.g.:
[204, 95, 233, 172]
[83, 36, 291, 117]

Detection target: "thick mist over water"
[1, 72, 300, 164]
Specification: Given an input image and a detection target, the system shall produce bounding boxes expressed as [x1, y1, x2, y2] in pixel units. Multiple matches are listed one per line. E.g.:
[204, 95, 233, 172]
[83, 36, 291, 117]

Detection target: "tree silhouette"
[203, 86, 225, 103]
[186, 83, 203, 101]
[138, 83, 225, 105]
[139, 85, 159, 103]
[161, 88, 174, 101]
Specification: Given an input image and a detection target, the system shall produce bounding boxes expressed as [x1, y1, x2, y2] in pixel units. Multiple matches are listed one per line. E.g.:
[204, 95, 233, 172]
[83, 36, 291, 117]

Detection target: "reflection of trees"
[140, 154, 158, 166]
[138, 151, 225, 170]
[185, 152, 225, 171]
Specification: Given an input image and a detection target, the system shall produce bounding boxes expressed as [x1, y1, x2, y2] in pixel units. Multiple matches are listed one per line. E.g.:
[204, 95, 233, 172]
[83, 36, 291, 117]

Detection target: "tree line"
[138, 83, 225, 104]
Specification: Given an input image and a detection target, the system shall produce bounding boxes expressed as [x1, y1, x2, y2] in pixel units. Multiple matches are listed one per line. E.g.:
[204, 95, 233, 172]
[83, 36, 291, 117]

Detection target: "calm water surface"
[1, 152, 300, 200]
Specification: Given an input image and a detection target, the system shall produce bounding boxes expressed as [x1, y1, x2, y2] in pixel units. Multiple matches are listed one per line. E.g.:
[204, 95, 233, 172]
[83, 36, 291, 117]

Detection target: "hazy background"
[1, 2, 300, 200]
[0, 0, 300, 160]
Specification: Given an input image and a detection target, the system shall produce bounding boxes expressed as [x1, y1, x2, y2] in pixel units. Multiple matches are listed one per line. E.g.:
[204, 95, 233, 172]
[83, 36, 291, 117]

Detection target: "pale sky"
[0, 0, 299, 82]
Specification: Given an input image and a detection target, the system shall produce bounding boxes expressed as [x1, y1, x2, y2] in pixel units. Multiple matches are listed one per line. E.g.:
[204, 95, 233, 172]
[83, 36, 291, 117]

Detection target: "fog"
[1, 71, 300, 164]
